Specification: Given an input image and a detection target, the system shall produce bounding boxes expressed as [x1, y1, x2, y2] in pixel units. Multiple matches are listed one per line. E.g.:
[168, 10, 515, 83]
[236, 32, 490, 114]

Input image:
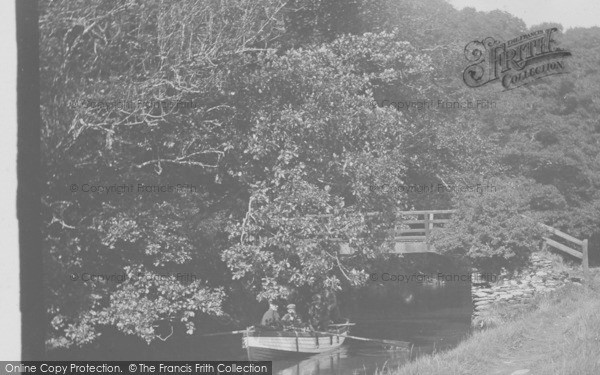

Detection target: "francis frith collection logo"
[463, 28, 572, 90]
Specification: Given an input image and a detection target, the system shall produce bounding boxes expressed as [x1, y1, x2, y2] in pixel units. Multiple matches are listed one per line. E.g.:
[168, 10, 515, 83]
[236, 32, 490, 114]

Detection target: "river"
[48, 254, 474, 375]
[206, 256, 473, 375]
[261, 254, 474, 374]
[241, 306, 471, 375]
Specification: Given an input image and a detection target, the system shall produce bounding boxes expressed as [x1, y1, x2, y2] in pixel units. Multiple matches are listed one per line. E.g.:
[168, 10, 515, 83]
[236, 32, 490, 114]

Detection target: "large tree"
[40, 0, 290, 347]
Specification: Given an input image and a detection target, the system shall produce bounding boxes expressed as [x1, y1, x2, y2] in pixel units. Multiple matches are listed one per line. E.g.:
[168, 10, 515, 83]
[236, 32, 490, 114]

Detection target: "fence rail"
[542, 226, 589, 285]
[338, 212, 591, 281]
[521, 215, 590, 285]
[338, 210, 456, 254]
[393, 211, 455, 247]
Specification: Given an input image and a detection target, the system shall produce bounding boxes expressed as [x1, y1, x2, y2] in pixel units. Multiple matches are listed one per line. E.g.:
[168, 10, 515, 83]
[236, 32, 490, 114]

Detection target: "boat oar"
[314, 331, 411, 349]
[201, 329, 249, 337]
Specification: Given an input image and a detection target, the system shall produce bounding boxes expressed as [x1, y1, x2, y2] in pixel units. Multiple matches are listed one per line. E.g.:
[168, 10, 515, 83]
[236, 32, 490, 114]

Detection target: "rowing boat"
[242, 324, 351, 361]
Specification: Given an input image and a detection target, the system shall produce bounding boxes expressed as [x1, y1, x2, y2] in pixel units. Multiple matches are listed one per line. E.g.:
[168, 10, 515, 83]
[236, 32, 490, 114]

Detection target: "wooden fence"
[393, 210, 455, 240]
[521, 214, 590, 285]
[337, 211, 591, 279]
[338, 209, 455, 254]
[539, 222, 590, 285]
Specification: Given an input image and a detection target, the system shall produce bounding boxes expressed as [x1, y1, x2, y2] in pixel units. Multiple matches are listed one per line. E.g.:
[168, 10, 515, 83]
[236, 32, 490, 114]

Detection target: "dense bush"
[428, 178, 562, 272]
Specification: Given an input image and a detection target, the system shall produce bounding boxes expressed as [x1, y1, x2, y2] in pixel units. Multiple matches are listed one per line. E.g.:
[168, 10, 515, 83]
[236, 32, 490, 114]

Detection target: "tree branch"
[136, 150, 223, 170]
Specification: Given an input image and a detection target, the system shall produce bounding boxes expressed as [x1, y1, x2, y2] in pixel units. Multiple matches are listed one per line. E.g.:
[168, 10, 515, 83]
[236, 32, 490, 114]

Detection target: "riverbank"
[382, 271, 600, 375]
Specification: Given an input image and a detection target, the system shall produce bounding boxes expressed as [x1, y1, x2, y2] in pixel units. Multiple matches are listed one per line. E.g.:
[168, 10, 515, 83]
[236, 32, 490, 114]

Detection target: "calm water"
[267, 308, 471, 375]
[271, 343, 409, 375]
[187, 308, 470, 375]
[49, 254, 473, 375]
[48, 303, 471, 375]
[262, 256, 474, 375]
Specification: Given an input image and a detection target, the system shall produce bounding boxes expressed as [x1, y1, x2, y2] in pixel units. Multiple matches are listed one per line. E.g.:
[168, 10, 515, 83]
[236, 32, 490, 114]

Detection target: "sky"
[447, 0, 600, 30]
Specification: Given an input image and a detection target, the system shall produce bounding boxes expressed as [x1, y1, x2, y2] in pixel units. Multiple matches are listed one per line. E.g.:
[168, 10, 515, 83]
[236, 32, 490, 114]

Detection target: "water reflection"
[273, 342, 409, 375]
[48, 254, 473, 372]
[268, 309, 471, 375]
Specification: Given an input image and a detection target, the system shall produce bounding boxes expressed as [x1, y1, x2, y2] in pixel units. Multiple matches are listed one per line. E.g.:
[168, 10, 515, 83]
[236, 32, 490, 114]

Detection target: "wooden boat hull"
[243, 328, 348, 361]
[246, 346, 319, 361]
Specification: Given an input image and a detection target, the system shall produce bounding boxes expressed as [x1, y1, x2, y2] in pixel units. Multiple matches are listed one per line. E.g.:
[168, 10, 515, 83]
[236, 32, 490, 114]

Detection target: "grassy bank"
[381, 272, 600, 375]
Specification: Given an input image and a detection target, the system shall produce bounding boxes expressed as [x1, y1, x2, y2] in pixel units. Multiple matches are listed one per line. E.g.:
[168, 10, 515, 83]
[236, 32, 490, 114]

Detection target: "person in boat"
[260, 301, 281, 327]
[308, 294, 330, 331]
[281, 304, 302, 327]
[324, 288, 341, 323]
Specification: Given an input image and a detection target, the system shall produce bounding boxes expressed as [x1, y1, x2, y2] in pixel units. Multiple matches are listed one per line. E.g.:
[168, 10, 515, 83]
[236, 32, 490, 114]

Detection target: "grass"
[378, 271, 600, 375]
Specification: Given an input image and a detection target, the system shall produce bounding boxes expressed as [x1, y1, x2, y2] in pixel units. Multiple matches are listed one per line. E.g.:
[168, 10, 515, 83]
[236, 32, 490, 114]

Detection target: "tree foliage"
[428, 178, 560, 272]
[40, 0, 600, 349]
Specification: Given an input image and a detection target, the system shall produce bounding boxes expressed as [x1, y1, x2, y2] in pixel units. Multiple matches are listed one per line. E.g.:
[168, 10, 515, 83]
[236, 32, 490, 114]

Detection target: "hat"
[286, 304, 296, 309]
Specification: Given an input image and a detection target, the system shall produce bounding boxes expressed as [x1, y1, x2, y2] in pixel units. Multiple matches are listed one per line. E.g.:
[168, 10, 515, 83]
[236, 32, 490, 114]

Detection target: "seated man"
[324, 289, 341, 323]
[261, 301, 281, 327]
[281, 304, 302, 327]
[308, 294, 330, 331]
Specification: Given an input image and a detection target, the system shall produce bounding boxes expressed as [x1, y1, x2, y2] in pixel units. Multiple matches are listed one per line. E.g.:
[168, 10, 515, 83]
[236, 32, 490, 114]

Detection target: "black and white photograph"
[6, 0, 600, 374]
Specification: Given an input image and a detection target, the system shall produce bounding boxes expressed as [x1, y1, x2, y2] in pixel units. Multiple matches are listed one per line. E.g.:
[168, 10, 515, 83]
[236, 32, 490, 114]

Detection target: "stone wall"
[471, 252, 580, 324]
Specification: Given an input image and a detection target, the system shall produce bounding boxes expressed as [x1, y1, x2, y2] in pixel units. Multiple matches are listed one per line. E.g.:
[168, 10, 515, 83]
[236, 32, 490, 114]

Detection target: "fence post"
[424, 213, 429, 251]
[582, 239, 590, 287]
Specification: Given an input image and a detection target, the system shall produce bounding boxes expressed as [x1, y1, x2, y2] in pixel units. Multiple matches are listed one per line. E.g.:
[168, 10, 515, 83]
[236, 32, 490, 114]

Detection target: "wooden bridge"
[338, 210, 590, 282]
[339, 209, 455, 255]
[385, 209, 455, 254]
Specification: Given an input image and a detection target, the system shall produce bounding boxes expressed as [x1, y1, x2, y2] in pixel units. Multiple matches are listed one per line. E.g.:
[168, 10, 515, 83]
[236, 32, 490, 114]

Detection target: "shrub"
[428, 177, 551, 273]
